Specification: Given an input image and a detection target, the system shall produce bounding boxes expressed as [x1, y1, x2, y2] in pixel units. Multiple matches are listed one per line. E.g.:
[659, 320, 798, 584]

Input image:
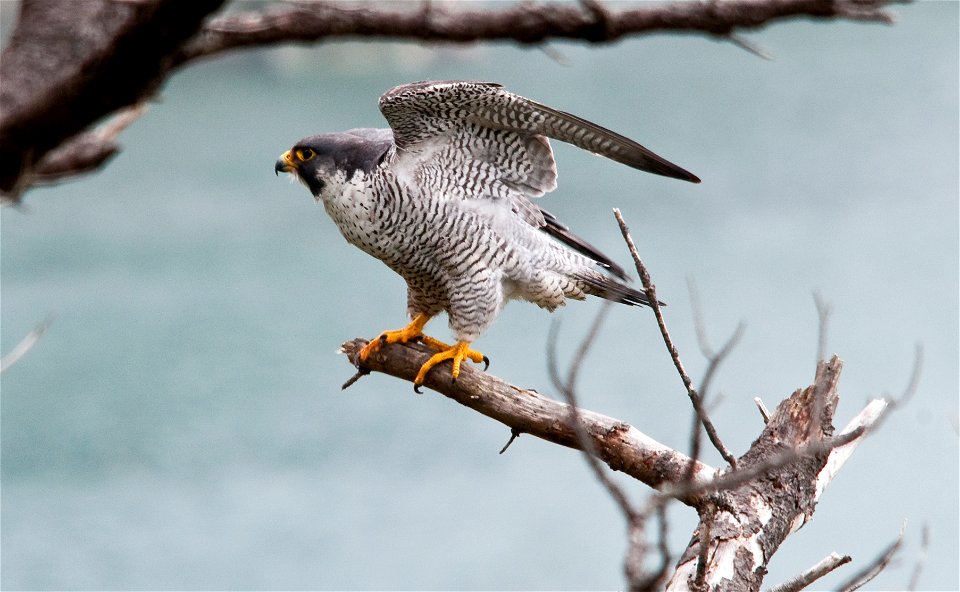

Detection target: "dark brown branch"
[0, 0, 225, 201]
[339, 337, 718, 506]
[28, 104, 147, 187]
[179, 0, 899, 63]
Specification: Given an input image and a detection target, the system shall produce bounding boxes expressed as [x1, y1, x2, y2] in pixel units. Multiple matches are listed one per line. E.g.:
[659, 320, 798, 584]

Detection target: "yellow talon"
[358, 313, 431, 363]
[354, 314, 488, 391]
[413, 340, 487, 387]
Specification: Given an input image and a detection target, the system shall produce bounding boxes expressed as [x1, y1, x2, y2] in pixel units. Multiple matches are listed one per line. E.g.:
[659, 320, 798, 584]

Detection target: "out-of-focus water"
[2, 3, 957, 590]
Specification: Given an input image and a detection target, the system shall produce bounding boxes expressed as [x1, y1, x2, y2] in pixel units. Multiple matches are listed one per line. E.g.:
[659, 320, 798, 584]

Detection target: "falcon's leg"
[413, 340, 488, 388]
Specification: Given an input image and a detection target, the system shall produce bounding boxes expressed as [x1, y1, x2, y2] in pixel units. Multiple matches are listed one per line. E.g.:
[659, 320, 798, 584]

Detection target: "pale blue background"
[2, 1, 957, 590]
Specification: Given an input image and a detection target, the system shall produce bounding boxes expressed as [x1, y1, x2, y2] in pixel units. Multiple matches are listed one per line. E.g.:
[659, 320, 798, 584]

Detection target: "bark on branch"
[342, 337, 887, 591]
[340, 337, 719, 506]
[179, 0, 898, 63]
[0, 0, 225, 200]
[666, 357, 886, 591]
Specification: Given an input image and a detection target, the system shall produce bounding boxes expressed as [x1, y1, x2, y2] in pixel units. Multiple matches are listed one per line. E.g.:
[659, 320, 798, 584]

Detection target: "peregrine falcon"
[275, 81, 698, 389]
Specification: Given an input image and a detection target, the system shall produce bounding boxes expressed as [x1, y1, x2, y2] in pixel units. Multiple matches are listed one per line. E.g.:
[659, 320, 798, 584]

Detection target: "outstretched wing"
[378, 80, 697, 268]
[379, 80, 699, 187]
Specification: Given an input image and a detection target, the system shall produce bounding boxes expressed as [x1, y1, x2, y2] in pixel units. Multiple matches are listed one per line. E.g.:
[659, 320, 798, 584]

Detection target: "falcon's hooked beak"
[274, 150, 296, 175]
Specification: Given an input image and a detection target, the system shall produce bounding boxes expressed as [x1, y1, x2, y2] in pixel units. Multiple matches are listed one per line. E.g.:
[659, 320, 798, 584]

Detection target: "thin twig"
[614, 208, 738, 469]
[888, 343, 924, 410]
[664, 422, 868, 504]
[813, 290, 833, 363]
[767, 551, 853, 592]
[547, 309, 653, 591]
[499, 428, 522, 454]
[726, 32, 773, 59]
[340, 367, 369, 390]
[547, 308, 637, 524]
[754, 397, 770, 424]
[837, 521, 907, 591]
[647, 504, 673, 590]
[814, 399, 888, 501]
[693, 506, 715, 590]
[807, 294, 834, 440]
[1, 314, 55, 373]
[906, 523, 929, 591]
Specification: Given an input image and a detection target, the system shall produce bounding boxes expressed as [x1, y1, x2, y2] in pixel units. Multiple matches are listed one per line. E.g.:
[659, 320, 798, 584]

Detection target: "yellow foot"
[413, 340, 489, 393]
[358, 314, 432, 363]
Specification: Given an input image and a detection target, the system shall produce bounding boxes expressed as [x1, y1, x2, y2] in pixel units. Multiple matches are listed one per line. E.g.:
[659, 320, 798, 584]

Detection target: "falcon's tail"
[575, 271, 664, 308]
[539, 208, 629, 280]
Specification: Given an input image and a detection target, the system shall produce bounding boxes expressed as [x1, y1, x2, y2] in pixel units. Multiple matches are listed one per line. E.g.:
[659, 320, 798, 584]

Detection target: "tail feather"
[540, 208, 629, 280]
[574, 271, 664, 308]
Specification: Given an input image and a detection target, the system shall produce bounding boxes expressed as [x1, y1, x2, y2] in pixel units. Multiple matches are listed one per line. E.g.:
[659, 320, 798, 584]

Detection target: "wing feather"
[377, 80, 697, 278]
[379, 80, 700, 184]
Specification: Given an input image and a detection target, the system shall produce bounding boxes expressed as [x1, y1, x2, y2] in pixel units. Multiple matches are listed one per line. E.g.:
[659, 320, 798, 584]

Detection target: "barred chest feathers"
[317, 168, 392, 259]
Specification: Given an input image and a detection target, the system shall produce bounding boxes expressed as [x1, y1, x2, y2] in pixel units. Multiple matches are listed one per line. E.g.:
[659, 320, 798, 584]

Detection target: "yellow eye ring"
[295, 148, 316, 162]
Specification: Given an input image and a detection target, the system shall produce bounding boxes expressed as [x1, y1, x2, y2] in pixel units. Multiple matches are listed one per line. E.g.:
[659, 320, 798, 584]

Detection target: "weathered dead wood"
[342, 337, 887, 591]
[767, 552, 852, 592]
[339, 337, 718, 505]
[665, 357, 885, 591]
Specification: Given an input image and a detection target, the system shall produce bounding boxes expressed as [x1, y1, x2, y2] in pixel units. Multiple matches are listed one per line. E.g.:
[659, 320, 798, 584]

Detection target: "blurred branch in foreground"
[1, 0, 901, 202]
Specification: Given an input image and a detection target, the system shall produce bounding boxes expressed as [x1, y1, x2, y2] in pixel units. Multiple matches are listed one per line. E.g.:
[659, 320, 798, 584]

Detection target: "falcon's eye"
[295, 148, 316, 162]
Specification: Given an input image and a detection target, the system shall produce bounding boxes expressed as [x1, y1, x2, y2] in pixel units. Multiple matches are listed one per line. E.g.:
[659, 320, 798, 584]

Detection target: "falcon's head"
[275, 128, 394, 198]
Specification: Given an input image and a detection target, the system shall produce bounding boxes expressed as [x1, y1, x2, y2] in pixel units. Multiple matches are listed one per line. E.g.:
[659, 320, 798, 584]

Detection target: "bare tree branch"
[339, 337, 719, 505]
[0, 0, 225, 201]
[907, 523, 929, 591]
[754, 397, 771, 423]
[614, 208, 739, 469]
[665, 357, 886, 591]
[813, 290, 833, 363]
[29, 103, 147, 188]
[547, 306, 639, 526]
[767, 551, 853, 592]
[546, 308, 656, 592]
[837, 521, 907, 591]
[813, 398, 887, 502]
[342, 335, 894, 592]
[179, 0, 899, 64]
[0, 314, 55, 373]
[807, 293, 834, 442]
